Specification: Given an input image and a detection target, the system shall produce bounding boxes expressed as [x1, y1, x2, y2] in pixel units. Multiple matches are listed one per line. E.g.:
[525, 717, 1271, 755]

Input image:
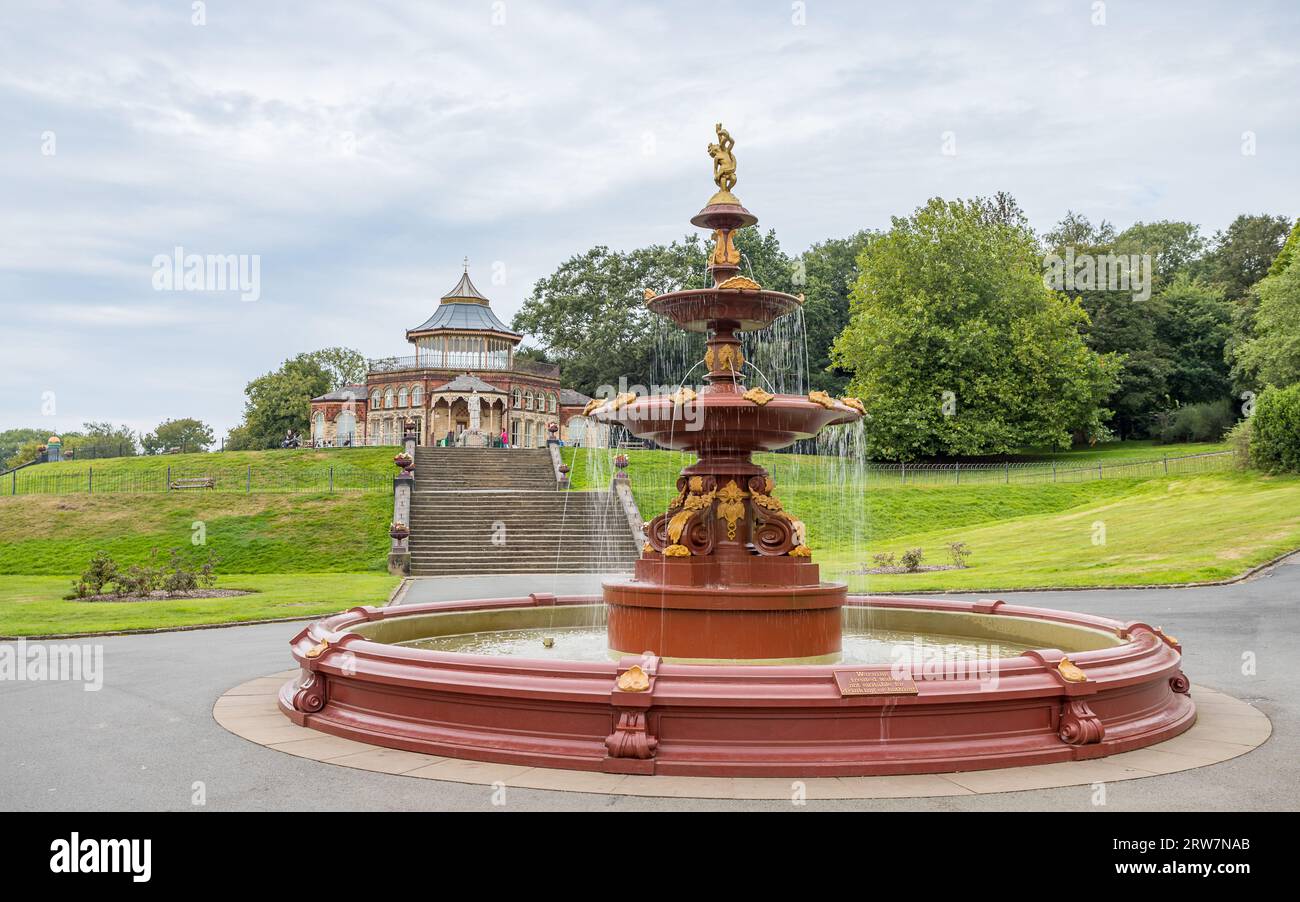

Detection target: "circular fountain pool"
[278, 592, 1194, 777]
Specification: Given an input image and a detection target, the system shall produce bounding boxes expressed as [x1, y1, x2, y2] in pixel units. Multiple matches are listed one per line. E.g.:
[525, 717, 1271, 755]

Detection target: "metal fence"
[854, 450, 1237, 487]
[5, 465, 392, 496]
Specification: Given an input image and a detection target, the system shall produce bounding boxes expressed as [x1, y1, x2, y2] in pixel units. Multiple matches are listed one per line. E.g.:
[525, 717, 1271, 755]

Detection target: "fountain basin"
[597, 392, 858, 452]
[279, 594, 1194, 777]
[647, 287, 803, 332]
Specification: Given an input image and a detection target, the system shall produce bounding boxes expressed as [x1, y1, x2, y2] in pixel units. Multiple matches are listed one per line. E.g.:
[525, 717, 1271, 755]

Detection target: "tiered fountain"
[598, 123, 860, 664]
[279, 126, 1195, 776]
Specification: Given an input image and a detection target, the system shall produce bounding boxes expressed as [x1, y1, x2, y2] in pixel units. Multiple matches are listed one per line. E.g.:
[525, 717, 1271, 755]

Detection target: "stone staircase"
[407, 447, 640, 575]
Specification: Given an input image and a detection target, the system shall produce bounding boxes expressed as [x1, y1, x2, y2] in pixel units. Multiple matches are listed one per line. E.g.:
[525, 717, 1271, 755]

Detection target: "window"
[411, 385, 423, 407]
[384, 388, 394, 409]
[398, 387, 408, 408]
[336, 411, 356, 445]
[525, 391, 533, 410]
[512, 388, 521, 408]
[370, 390, 381, 409]
[313, 412, 325, 439]
[549, 393, 557, 413]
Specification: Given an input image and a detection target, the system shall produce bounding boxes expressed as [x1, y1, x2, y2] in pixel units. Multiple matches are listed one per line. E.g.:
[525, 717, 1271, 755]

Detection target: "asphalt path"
[2, 560, 1295, 811]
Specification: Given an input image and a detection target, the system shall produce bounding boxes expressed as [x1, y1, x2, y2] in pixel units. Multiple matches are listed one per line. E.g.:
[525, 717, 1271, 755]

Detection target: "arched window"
[370, 390, 381, 409]
[313, 412, 325, 440]
[512, 388, 522, 408]
[336, 411, 356, 446]
[384, 388, 394, 409]
[398, 387, 408, 408]
[411, 385, 423, 407]
[525, 391, 534, 410]
[549, 393, 557, 413]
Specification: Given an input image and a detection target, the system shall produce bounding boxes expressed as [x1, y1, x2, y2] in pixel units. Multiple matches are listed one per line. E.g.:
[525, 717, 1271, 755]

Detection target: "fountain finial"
[708, 122, 738, 202]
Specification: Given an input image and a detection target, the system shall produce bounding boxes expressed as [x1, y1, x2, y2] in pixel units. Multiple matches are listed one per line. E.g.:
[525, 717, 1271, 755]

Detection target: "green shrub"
[1251, 384, 1300, 474]
[900, 548, 925, 572]
[69, 551, 119, 598]
[1224, 417, 1253, 469]
[1158, 399, 1237, 444]
[947, 541, 972, 568]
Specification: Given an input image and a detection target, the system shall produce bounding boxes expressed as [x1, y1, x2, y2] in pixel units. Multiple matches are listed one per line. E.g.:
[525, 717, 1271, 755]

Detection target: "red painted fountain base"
[279, 593, 1196, 778]
[604, 554, 844, 662]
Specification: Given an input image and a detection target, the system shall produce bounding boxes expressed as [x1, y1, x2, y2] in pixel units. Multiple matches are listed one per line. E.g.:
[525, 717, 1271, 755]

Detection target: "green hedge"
[1252, 384, 1300, 473]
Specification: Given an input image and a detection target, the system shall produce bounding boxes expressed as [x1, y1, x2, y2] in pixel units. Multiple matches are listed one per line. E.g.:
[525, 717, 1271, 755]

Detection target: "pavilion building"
[309, 265, 604, 448]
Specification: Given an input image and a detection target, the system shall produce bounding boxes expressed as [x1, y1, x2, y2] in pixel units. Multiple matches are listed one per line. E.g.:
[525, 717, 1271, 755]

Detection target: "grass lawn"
[0, 492, 391, 575]
[6, 446, 398, 495]
[825, 472, 1300, 592]
[562, 446, 1299, 592]
[22, 446, 398, 477]
[0, 572, 401, 637]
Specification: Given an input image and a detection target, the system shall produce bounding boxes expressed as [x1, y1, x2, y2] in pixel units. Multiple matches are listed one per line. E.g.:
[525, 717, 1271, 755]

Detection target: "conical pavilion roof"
[407, 266, 520, 338]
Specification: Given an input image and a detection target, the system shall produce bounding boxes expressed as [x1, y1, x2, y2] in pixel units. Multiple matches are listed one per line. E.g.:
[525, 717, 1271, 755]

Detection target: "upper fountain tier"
[590, 122, 862, 453]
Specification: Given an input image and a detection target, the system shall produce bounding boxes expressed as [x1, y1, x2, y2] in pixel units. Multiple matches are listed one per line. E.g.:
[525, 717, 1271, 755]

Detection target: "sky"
[1, 0, 1297, 441]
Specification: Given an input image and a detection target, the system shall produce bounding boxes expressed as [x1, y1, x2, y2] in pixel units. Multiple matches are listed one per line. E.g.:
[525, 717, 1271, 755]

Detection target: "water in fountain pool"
[397, 623, 1026, 664]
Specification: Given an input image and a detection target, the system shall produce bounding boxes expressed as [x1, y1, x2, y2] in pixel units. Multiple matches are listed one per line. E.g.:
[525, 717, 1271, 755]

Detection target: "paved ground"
[2, 562, 1297, 811]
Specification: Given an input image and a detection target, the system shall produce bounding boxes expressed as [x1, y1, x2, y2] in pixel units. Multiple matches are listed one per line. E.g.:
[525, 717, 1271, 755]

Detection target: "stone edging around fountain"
[215, 673, 1269, 799]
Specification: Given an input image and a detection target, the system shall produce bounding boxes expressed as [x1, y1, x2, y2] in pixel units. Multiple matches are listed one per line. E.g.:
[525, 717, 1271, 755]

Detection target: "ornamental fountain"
[595, 122, 859, 664]
[279, 126, 1194, 776]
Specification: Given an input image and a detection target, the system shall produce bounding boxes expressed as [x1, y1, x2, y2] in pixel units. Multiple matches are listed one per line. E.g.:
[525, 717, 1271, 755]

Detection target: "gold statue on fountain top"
[707, 122, 739, 204]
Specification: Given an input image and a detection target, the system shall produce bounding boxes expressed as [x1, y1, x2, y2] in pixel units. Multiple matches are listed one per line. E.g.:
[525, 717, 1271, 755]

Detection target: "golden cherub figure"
[707, 123, 737, 193]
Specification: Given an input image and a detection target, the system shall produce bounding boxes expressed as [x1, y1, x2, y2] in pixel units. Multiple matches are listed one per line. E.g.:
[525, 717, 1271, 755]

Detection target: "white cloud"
[1, 0, 1297, 437]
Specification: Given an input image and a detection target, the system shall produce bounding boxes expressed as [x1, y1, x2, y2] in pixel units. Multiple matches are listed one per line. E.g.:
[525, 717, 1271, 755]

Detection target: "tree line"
[511, 195, 1299, 461]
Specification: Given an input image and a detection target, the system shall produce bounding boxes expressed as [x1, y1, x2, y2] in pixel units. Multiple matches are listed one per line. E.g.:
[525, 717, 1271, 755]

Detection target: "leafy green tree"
[142, 418, 216, 454]
[304, 347, 367, 390]
[223, 424, 254, 451]
[833, 197, 1119, 459]
[1113, 220, 1205, 288]
[1266, 219, 1300, 278]
[1233, 253, 1300, 389]
[1043, 210, 1115, 249]
[0, 428, 46, 465]
[1250, 383, 1300, 473]
[1201, 213, 1291, 300]
[238, 355, 332, 449]
[513, 227, 793, 395]
[65, 423, 137, 457]
[1154, 274, 1232, 405]
[795, 231, 874, 394]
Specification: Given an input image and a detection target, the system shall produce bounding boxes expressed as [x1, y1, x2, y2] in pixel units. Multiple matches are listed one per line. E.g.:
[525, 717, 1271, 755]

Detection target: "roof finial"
[463, 255, 469, 273]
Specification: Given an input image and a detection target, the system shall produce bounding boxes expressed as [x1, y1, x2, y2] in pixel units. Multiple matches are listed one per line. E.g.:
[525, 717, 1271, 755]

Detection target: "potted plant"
[389, 522, 410, 540]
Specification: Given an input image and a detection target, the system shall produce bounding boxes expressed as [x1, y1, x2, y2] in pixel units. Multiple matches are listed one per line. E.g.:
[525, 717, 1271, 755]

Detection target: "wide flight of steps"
[407, 447, 640, 575]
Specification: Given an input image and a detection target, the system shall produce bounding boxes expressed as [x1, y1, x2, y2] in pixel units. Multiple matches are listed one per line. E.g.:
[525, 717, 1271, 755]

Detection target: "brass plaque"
[834, 670, 919, 697]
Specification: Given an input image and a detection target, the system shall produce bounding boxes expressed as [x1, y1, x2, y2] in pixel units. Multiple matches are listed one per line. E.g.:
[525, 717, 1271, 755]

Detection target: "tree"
[141, 418, 216, 454]
[66, 423, 137, 457]
[1233, 252, 1300, 389]
[238, 355, 332, 449]
[796, 231, 874, 395]
[304, 347, 367, 390]
[1266, 219, 1300, 278]
[1043, 210, 1115, 250]
[833, 197, 1120, 459]
[513, 227, 794, 395]
[1201, 213, 1291, 301]
[1215, 214, 1296, 391]
[1154, 274, 1232, 406]
[1113, 220, 1205, 289]
[0, 428, 46, 465]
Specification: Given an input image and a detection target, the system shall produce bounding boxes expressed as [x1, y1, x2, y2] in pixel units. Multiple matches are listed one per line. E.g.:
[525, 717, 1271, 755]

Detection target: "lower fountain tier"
[593, 391, 858, 452]
[603, 559, 845, 662]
